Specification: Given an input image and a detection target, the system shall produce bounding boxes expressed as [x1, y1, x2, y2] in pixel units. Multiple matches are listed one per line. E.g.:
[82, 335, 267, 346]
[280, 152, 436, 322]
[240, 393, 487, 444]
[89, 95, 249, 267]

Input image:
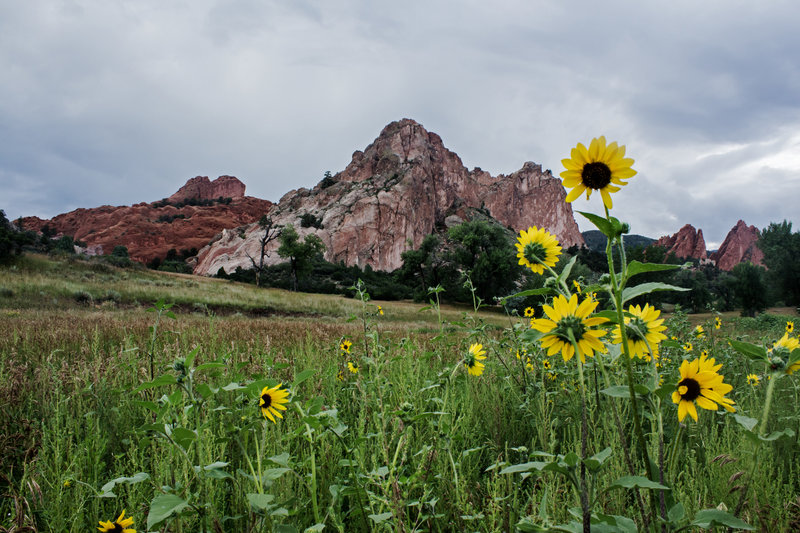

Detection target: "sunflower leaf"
[133, 374, 177, 393]
[728, 340, 770, 362]
[621, 282, 690, 304]
[607, 476, 670, 491]
[690, 509, 754, 530]
[557, 256, 578, 285]
[584, 447, 612, 473]
[625, 260, 681, 280]
[499, 288, 556, 304]
[578, 211, 614, 239]
[733, 414, 758, 433]
[499, 461, 549, 475]
[147, 493, 190, 529]
[292, 369, 316, 388]
[759, 428, 795, 442]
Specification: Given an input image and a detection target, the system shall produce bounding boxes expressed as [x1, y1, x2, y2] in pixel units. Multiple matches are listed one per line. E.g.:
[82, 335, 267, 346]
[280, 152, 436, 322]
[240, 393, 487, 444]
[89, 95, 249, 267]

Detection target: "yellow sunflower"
[694, 325, 705, 339]
[377, 306, 384, 316]
[560, 136, 636, 209]
[715, 317, 722, 330]
[773, 333, 800, 374]
[259, 383, 290, 423]
[573, 280, 582, 293]
[524, 306, 535, 318]
[465, 343, 487, 376]
[746, 374, 760, 386]
[611, 303, 668, 359]
[340, 339, 352, 354]
[530, 294, 608, 363]
[347, 361, 359, 374]
[787, 321, 794, 334]
[671, 355, 735, 422]
[98, 510, 136, 533]
[515, 226, 562, 275]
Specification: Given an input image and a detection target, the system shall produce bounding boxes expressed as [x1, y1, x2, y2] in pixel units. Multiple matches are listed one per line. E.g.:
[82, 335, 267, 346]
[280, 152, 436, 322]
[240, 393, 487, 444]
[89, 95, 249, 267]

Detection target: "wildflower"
[526, 360, 534, 372]
[515, 226, 562, 275]
[773, 333, 800, 374]
[542, 359, 552, 370]
[700, 350, 709, 358]
[611, 303, 668, 359]
[746, 374, 760, 386]
[465, 343, 487, 376]
[340, 339, 352, 354]
[347, 361, 359, 374]
[573, 280, 582, 293]
[524, 306, 535, 318]
[560, 136, 636, 209]
[98, 509, 136, 533]
[547, 372, 558, 381]
[259, 383, 290, 423]
[672, 355, 735, 422]
[787, 321, 794, 334]
[694, 325, 705, 339]
[63, 480, 71, 488]
[715, 317, 722, 330]
[336, 370, 344, 382]
[377, 306, 384, 316]
[531, 294, 608, 363]
[682, 342, 693, 352]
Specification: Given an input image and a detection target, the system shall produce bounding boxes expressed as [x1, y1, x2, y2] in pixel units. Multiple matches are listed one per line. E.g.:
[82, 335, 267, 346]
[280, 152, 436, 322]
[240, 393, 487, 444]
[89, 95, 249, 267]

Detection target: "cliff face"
[710, 220, 764, 270]
[19, 178, 272, 263]
[654, 224, 708, 260]
[194, 119, 584, 275]
[167, 175, 246, 203]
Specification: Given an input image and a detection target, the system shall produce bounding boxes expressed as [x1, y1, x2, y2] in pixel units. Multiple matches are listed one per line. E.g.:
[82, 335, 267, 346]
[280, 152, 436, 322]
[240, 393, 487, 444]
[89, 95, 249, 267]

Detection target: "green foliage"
[299, 212, 324, 229]
[758, 220, 800, 306]
[0, 209, 29, 262]
[732, 262, 769, 317]
[277, 224, 326, 291]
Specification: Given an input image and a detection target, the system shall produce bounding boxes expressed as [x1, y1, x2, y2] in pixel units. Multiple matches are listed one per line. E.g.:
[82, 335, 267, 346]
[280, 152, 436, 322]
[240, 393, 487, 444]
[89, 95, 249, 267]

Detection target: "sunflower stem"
[667, 424, 684, 481]
[568, 330, 591, 533]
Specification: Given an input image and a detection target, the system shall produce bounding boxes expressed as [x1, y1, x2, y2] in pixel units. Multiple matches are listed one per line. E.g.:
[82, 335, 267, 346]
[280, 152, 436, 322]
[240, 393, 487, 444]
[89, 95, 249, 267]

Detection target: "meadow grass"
[1, 255, 799, 532]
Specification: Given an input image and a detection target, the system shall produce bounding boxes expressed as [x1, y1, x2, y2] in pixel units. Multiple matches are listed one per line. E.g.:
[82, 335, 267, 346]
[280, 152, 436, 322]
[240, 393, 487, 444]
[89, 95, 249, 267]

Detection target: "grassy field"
[1, 254, 799, 532]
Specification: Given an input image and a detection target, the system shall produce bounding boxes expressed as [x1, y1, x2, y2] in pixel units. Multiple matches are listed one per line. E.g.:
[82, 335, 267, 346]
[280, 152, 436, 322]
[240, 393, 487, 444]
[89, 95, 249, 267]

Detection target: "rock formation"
[654, 224, 708, 260]
[19, 177, 272, 264]
[710, 220, 764, 271]
[194, 119, 584, 275]
[167, 175, 246, 203]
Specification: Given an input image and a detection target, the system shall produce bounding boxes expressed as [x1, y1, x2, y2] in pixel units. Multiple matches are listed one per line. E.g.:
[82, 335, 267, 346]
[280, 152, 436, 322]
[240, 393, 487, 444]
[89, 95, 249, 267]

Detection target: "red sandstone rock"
[710, 220, 764, 271]
[167, 175, 246, 203]
[194, 118, 584, 275]
[654, 224, 708, 260]
[19, 177, 271, 264]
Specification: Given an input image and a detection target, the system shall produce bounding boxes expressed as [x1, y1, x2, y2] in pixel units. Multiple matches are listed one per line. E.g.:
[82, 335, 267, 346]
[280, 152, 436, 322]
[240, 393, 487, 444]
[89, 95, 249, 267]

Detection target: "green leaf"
[246, 492, 275, 510]
[147, 494, 190, 529]
[499, 461, 548, 475]
[170, 427, 196, 450]
[578, 211, 614, 238]
[729, 340, 770, 362]
[499, 287, 555, 304]
[99, 472, 150, 497]
[268, 452, 291, 468]
[368, 512, 393, 523]
[305, 525, 326, 532]
[759, 428, 795, 442]
[133, 374, 177, 393]
[263, 467, 291, 481]
[293, 369, 316, 388]
[608, 476, 670, 491]
[667, 502, 685, 523]
[184, 346, 200, 369]
[558, 256, 578, 284]
[195, 362, 226, 372]
[600, 385, 632, 398]
[584, 447, 612, 472]
[625, 260, 680, 280]
[621, 282, 690, 304]
[691, 509, 754, 530]
[733, 414, 758, 432]
[273, 525, 298, 533]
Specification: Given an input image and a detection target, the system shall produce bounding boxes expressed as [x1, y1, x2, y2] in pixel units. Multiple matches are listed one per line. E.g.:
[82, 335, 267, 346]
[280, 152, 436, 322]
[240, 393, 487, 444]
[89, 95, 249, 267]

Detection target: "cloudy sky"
[2, 0, 799, 247]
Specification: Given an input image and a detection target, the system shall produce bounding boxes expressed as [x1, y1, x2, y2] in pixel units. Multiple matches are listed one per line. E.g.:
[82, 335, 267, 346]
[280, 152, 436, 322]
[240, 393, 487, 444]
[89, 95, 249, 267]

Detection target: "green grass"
[1, 255, 799, 532]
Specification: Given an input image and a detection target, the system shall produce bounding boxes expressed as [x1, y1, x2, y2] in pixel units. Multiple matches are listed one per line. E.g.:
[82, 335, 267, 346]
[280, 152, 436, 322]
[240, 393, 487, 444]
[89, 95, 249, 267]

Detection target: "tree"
[277, 224, 325, 291]
[732, 262, 769, 317]
[0, 210, 25, 263]
[246, 215, 281, 287]
[758, 221, 800, 306]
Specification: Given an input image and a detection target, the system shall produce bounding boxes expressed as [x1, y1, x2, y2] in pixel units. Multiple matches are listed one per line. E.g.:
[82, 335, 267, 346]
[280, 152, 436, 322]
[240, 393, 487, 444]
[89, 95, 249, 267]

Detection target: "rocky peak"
[710, 220, 764, 271]
[167, 175, 246, 203]
[655, 224, 708, 260]
[194, 119, 585, 275]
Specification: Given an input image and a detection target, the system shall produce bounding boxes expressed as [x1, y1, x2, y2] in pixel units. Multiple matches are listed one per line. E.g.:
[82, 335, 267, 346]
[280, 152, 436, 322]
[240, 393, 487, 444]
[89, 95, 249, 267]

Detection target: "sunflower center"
[677, 378, 701, 401]
[107, 525, 125, 533]
[261, 393, 272, 408]
[523, 242, 547, 263]
[581, 162, 612, 190]
[555, 315, 586, 342]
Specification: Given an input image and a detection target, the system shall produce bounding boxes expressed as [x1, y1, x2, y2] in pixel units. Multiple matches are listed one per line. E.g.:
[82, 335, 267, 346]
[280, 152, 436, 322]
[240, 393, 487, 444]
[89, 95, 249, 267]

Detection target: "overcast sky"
[2, 1, 799, 247]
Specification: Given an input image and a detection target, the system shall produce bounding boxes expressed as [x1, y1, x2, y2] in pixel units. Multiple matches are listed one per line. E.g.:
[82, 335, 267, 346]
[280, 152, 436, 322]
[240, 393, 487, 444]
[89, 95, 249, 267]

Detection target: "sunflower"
[465, 343, 487, 376]
[611, 303, 668, 359]
[671, 355, 735, 422]
[787, 321, 794, 334]
[773, 333, 800, 374]
[336, 370, 344, 382]
[259, 384, 290, 423]
[560, 136, 636, 209]
[746, 374, 760, 386]
[524, 306, 535, 318]
[377, 306, 384, 316]
[542, 359, 552, 370]
[340, 339, 352, 354]
[515, 227, 562, 275]
[98, 510, 136, 533]
[694, 325, 705, 339]
[573, 280, 582, 293]
[682, 342, 693, 352]
[530, 294, 608, 363]
[347, 361, 359, 374]
[715, 317, 722, 330]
